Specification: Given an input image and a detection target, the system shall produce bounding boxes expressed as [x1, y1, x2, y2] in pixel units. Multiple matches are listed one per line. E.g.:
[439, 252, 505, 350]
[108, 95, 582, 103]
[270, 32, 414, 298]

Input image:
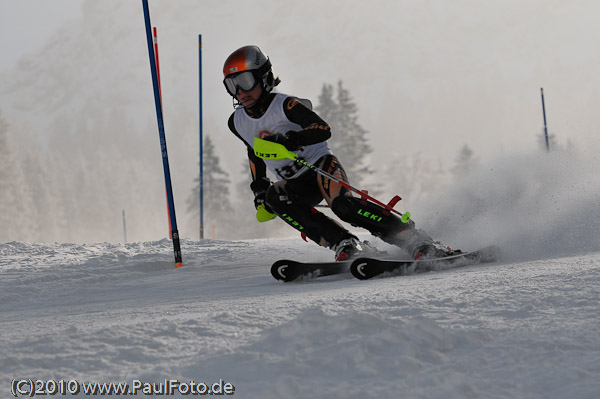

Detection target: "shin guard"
[330, 195, 434, 254]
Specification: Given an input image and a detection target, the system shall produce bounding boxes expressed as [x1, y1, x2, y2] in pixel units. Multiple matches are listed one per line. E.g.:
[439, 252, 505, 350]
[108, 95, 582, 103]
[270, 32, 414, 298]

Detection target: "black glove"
[253, 191, 268, 210]
[250, 177, 272, 211]
[263, 131, 301, 151]
[250, 177, 276, 222]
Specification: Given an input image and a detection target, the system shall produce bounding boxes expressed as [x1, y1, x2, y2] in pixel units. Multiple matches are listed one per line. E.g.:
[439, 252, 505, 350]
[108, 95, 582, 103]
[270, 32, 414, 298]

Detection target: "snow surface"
[1, 236, 599, 398]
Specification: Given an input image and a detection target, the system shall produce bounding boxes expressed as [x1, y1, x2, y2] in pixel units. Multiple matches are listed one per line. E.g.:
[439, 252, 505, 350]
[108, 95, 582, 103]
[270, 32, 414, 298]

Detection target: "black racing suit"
[228, 93, 433, 254]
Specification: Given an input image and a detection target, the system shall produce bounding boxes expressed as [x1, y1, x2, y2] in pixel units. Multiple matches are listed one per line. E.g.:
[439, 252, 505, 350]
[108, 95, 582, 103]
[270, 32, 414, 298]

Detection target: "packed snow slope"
[1, 151, 599, 398]
[1, 238, 599, 399]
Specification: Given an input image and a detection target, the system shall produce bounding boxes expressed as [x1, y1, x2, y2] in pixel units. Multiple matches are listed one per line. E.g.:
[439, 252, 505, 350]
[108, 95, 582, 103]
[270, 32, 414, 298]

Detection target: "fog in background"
[1, 0, 599, 244]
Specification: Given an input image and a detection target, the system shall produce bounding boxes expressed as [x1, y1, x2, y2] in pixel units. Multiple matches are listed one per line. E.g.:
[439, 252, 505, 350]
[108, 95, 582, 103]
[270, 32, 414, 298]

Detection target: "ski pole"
[254, 138, 410, 223]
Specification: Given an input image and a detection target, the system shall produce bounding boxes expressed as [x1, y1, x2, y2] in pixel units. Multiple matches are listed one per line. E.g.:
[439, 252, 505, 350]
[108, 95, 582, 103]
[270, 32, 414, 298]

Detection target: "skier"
[223, 45, 455, 261]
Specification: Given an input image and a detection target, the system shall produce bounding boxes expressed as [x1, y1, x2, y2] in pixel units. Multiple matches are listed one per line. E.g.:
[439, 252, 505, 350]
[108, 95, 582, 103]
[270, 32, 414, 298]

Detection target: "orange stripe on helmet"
[223, 47, 250, 77]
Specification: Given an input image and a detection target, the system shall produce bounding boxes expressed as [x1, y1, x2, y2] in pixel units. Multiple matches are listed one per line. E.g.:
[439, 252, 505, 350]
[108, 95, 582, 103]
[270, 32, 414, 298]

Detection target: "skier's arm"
[265, 97, 331, 150]
[247, 149, 267, 184]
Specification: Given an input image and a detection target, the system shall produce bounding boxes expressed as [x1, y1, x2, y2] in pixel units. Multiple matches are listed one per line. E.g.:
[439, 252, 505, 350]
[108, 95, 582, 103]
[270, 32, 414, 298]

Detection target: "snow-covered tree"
[315, 81, 372, 186]
[187, 135, 232, 238]
[316, 83, 337, 129]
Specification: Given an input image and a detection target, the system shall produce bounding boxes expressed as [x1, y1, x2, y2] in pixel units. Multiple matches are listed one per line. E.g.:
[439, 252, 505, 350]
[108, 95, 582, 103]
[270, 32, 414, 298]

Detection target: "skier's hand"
[263, 132, 300, 151]
[253, 191, 269, 210]
[250, 177, 276, 222]
[250, 177, 271, 210]
[253, 193, 276, 222]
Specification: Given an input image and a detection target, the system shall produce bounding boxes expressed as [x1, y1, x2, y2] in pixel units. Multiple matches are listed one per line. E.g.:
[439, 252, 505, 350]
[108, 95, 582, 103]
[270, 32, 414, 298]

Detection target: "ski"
[270, 259, 350, 282]
[350, 245, 501, 280]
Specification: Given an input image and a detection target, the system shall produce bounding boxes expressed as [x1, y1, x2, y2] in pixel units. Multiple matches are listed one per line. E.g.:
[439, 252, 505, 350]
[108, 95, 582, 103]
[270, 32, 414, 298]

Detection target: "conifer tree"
[315, 81, 372, 186]
[188, 135, 232, 238]
[316, 83, 337, 131]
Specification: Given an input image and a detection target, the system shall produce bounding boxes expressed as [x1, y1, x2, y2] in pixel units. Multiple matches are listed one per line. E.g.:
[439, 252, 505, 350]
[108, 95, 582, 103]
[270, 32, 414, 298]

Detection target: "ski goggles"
[223, 71, 259, 96]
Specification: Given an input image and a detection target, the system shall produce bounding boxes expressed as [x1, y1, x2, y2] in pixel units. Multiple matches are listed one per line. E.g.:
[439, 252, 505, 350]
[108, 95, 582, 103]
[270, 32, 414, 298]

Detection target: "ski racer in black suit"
[223, 45, 454, 261]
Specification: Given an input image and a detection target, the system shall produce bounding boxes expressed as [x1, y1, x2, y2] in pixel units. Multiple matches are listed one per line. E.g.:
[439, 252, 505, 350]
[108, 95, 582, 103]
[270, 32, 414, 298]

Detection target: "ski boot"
[412, 242, 462, 260]
[333, 236, 377, 261]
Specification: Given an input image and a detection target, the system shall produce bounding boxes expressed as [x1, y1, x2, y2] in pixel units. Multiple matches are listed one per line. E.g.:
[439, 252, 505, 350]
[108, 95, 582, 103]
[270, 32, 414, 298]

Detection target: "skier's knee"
[330, 195, 357, 221]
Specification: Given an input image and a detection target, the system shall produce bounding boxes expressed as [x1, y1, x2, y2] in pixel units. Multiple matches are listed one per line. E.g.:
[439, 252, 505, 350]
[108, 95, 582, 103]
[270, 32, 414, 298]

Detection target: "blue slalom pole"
[141, 0, 182, 266]
[540, 88, 550, 152]
[199, 34, 204, 240]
